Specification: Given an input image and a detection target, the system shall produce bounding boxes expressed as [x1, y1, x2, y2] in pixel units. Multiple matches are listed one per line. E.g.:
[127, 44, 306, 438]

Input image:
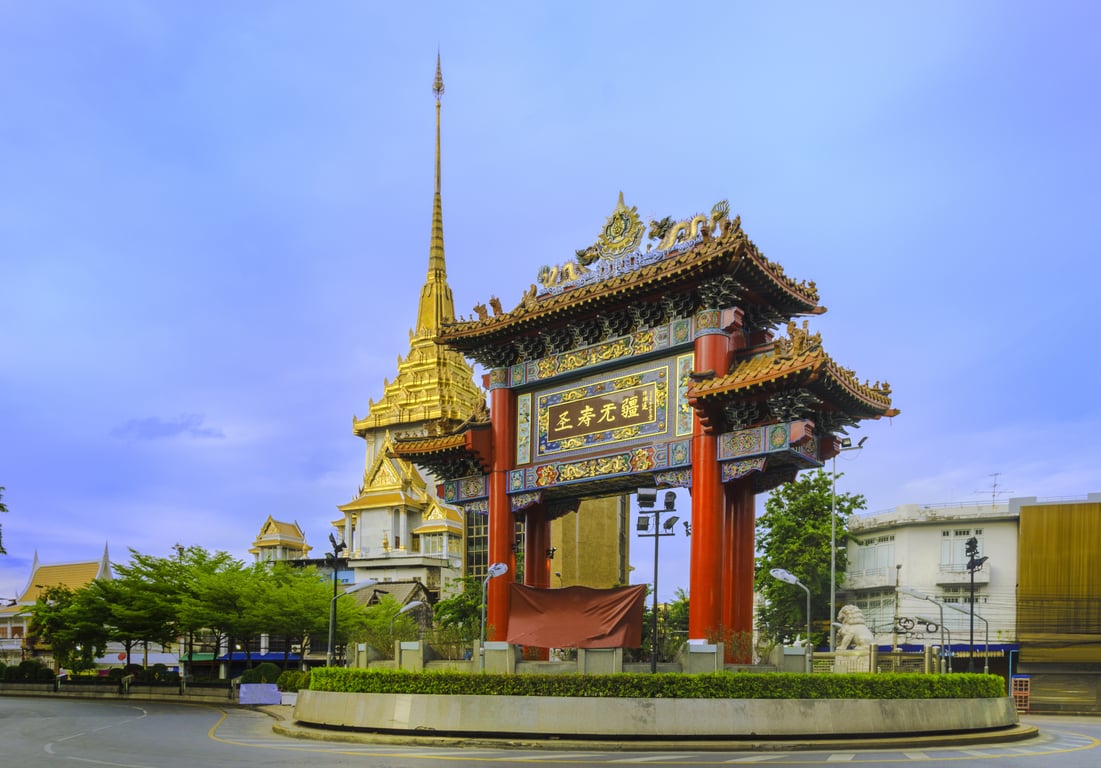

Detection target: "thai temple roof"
[248, 515, 311, 557]
[339, 432, 432, 513]
[4, 546, 112, 613]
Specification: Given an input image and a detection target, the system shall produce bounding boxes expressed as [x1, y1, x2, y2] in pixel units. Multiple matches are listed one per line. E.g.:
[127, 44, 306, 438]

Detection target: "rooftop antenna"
[973, 472, 1012, 509]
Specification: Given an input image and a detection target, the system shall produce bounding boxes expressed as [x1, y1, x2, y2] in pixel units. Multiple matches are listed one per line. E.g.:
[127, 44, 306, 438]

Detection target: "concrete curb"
[259, 705, 1040, 752]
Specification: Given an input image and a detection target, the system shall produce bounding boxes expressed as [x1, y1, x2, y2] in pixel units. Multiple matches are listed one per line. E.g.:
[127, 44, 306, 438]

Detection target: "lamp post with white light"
[391, 600, 425, 636]
[898, 585, 948, 673]
[943, 599, 990, 674]
[830, 435, 866, 651]
[637, 489, 680, 673]
[964, 536, 989, 672]
[327, 579, 377, 667]
[770, 567, 812, 673]
[325, 533, 347, 666]
[480, 563, 508, 650]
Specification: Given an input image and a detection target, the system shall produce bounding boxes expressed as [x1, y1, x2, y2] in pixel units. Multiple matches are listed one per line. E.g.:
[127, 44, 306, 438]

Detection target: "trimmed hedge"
[240, 662, 282, 684]
[276, 669, 311, 692]
[3, 660, 55, 683]
[309, 669, 1006, 699]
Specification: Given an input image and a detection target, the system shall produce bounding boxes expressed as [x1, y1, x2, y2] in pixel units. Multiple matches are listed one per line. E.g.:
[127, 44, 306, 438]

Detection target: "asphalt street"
[0, 697, 1098, 768]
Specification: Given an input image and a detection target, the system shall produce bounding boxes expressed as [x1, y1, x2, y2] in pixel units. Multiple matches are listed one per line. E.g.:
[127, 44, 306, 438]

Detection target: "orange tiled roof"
[17, 561, 105, 604]
[691, 330, 897, 420]
[439, 219, 821, 350]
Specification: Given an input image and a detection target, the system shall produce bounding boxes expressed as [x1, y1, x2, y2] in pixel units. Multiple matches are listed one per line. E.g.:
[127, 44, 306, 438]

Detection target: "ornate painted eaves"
[689, 320, 898, 433]
[438, 198, 824, 368]
[391, 418, 494, 482]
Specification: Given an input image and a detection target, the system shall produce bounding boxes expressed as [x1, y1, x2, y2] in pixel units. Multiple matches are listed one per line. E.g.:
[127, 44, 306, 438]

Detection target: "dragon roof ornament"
[535, 194, 731, 296]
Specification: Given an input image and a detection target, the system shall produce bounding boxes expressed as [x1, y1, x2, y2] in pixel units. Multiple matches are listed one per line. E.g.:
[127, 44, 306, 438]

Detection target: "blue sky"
[2, 2, 1098, 602]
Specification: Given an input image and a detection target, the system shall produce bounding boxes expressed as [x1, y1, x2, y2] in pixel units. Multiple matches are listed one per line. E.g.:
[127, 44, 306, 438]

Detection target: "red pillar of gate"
[487, 371, 516, 641]
[721, 488, 735, 649]
[728, 477, 756, 662]
[689, 316, 731, 640]
[524, 507, 551, 589]
[522, 506, 552, 660]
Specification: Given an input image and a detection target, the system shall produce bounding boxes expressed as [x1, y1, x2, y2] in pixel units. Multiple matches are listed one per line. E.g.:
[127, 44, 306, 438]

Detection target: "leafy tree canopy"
[433, 576, 483, 643]
[755, 469, 866, 648]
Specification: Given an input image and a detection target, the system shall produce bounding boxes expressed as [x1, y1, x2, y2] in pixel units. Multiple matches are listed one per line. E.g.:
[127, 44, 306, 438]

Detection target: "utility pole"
[965, 536, 989, 673]
[325, 533, 347, 666]
[892, 564, 902, 652]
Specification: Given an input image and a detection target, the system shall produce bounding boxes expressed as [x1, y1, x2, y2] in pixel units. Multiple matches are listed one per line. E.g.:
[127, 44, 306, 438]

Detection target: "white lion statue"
[836, 604, 875, 650]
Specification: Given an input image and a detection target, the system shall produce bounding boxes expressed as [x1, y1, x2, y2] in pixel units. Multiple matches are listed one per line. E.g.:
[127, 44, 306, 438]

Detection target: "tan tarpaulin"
[506, 583, 647, 648]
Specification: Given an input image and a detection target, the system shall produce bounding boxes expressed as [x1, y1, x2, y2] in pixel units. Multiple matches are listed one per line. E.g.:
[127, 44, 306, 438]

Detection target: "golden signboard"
[547, 383, 657, 441]
[534, 365, 670, 460]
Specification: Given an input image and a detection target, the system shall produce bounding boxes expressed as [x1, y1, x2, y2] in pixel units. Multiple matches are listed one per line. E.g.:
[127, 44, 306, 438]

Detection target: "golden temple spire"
[416, 51, 455, 334]
[355, 53, 485, 438]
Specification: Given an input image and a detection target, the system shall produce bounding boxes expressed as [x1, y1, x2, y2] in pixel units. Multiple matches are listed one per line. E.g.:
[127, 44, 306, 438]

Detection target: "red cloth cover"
[505, 583, 647, 648]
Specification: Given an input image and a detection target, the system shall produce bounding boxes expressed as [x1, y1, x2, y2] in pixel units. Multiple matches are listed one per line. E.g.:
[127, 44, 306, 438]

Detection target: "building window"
[853, 590, 894, 633]
[853, 535, 895, 577]
[940, 529, 982, 571]
[466, 511, 488, 579]
[421, 533, 443, 555]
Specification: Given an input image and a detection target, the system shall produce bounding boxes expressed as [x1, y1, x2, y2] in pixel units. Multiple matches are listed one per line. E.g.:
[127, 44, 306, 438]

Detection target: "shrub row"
[239, 662, 282, 684]
[276, 669, 312, 692]
[308, 669, 1006, 700]
[0, 660, 55, 683]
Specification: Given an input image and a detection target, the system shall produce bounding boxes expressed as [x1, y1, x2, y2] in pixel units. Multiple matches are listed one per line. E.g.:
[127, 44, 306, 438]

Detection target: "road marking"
[497, 752, 603, 761]
[608, 755, 695, 763]
[902, 752, 929, 760]
[826, 755, 855, 762]
[401, 749, 508, 756]
[724, 755, 785, 763]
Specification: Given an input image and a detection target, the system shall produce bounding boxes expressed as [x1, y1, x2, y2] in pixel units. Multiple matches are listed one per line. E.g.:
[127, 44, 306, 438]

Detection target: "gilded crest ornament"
[596, 191, 644, 259]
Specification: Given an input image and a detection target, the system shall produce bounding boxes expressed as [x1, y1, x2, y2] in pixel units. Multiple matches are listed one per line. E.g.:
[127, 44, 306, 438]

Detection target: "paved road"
[1, 697, 1098, 768]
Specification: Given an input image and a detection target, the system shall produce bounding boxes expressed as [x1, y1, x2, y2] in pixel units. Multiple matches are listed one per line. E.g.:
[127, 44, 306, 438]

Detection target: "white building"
[842, 501, 1018, 657]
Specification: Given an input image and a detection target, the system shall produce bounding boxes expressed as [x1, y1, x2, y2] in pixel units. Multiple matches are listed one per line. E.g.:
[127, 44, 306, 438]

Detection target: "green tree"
[755, 469, 866, 648]
[638, 586, 690, 663]
[27, 585, 108, 672]
[265, 562, 330, 669]
[433, 576, 482, 643]
[178, 552, 254, 672]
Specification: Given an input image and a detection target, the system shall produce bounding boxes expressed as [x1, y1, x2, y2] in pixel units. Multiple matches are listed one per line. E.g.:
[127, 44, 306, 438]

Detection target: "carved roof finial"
[433, 50, 444, 99]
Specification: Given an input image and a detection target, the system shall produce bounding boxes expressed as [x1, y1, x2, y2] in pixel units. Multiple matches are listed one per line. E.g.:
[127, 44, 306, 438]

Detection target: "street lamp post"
[480, 562, 508, 651]
[943, 599, 990, 674]
[390, 600, 426, 636]
[830, 435, 866, 651]
[770, 567, 813, 673]
[325, 533, 347, 667]
[327, 579, 377, 667]
[637, 489, 679, 674]
[964, 536, 989, 673]
[898, 585, 948, 673]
